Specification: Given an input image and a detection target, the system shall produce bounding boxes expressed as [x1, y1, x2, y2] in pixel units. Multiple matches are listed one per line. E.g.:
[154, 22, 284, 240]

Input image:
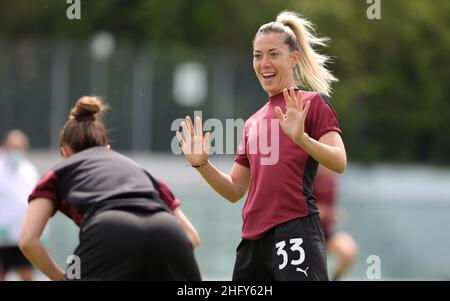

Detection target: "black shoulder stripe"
[318, 93, 334, 107]
[303, 155, 319, 215]
[144, 169, 159, 189]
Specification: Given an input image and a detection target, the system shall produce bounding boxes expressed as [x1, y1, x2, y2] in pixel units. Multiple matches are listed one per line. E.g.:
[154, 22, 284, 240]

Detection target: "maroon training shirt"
[235, 91, 341, 240]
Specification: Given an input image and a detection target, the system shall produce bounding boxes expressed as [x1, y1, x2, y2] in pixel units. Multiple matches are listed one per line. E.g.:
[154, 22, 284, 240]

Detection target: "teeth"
[262, 73, 276, 77]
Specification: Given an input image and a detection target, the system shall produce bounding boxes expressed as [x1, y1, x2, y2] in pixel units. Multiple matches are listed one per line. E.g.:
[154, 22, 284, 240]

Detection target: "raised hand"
[176, 116, 210, 166]
[274, 87, 311, 147]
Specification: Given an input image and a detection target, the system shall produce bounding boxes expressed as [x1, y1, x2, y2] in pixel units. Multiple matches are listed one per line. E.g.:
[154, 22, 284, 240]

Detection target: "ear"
[291, 51, 300, 68]
[60, 146, 72, 158]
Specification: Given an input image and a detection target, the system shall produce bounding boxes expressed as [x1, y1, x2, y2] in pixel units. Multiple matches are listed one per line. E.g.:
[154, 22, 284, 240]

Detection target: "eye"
[270, 52, 279, 58]
[253, 53, 261, 60]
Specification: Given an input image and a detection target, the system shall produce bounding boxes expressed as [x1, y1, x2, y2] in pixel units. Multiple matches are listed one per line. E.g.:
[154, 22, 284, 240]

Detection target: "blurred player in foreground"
[20, 96, 201, 280]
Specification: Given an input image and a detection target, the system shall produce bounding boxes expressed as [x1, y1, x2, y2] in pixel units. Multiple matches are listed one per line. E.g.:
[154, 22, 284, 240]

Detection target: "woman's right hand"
[176, 116, 210, 166]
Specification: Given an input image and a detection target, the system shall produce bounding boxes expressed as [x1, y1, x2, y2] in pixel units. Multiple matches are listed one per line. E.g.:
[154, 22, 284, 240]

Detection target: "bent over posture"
[20, 96, 201, 281]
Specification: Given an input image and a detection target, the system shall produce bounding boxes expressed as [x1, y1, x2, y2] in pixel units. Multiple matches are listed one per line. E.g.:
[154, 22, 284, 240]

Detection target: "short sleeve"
[306, 94, 342, 141]
[155, 179, 181, 211]
[28, 170, 62, 216]
[235, 125, 250, 167]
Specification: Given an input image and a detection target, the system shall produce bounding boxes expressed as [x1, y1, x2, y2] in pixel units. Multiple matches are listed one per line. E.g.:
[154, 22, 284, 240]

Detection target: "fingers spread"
[181, 121, 190, 139]
[176, 131, 184, 146]
[289, 87, 296, 103]
[203, 132, 210, 154]
[275, 106, 285, 124]
[186, 116, 195, 137]
[296, 90, 304, 110]
[195, 116, 202, 136]
[283, 88, 292, 108]
[303, 100, 311, 117]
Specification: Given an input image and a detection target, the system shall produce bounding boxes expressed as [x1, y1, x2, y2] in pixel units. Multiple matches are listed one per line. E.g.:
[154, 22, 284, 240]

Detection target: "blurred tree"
[0, 0, 448, 164]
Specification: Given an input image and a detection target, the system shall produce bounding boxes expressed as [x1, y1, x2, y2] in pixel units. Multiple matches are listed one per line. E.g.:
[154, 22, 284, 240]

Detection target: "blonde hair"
[255, 10, 338, 96]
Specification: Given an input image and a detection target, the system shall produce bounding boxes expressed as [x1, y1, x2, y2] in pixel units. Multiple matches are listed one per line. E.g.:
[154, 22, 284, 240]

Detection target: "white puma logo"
[296, 266, 309, 277]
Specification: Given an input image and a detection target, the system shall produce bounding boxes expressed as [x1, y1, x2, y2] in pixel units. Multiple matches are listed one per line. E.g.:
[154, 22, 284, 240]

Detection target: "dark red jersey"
[235, 91, 341, 240]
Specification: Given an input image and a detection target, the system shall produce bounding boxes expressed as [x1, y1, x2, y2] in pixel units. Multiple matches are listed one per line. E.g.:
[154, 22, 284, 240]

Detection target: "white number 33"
[275, 238, 305, 270]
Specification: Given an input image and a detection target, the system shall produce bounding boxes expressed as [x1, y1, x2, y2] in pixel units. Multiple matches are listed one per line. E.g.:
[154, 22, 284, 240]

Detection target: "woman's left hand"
[275, 87, 311, 147]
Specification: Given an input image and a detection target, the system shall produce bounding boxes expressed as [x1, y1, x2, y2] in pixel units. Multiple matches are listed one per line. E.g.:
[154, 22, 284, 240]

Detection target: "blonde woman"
[177, 11, 346, 281]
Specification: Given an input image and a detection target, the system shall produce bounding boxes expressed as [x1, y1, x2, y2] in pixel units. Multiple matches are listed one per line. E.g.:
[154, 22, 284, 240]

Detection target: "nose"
[261, 55, 271, 68]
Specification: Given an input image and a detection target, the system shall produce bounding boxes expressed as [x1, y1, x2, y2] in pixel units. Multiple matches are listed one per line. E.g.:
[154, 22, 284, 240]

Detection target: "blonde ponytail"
[256, 11, 337, 96]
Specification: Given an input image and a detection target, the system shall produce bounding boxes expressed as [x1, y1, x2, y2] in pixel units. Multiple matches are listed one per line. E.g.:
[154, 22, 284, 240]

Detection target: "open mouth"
[262, 72, 276, 80]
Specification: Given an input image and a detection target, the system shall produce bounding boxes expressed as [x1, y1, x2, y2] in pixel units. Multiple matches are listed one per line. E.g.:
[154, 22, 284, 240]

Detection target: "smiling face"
[253, 32, 299, 97]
